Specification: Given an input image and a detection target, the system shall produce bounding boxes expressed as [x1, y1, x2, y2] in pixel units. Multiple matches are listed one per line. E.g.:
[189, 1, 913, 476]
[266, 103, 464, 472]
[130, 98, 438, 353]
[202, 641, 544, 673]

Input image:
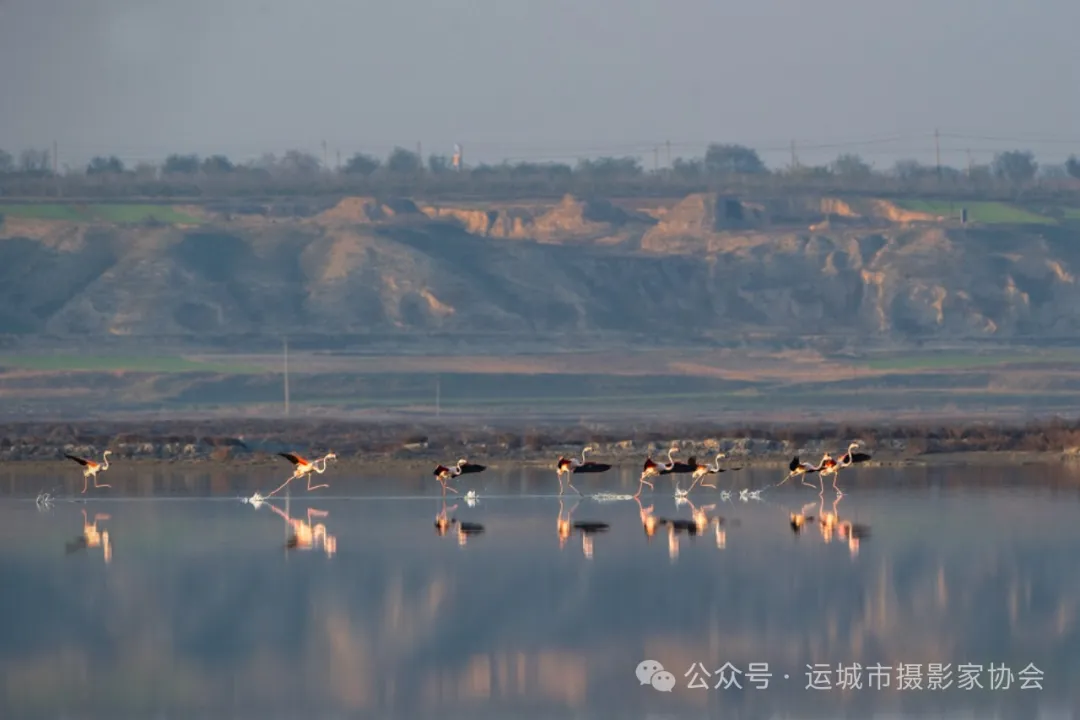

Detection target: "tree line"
[1, 143, 1078, 202]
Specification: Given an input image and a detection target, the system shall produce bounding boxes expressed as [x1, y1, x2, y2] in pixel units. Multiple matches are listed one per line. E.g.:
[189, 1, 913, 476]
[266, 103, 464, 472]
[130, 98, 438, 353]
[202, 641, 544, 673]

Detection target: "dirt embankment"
[6, 417, 1080, 471]
[2, 192, 1076, 343]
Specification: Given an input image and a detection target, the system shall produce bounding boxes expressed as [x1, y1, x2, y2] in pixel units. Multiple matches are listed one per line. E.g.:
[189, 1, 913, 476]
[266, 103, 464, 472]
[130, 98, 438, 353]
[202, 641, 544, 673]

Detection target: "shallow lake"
[1, 464, 1079, 719]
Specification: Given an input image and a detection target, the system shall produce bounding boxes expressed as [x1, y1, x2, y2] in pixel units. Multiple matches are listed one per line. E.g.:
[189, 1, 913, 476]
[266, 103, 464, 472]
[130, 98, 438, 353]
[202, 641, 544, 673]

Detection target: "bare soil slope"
[1, 193, 1078, 344]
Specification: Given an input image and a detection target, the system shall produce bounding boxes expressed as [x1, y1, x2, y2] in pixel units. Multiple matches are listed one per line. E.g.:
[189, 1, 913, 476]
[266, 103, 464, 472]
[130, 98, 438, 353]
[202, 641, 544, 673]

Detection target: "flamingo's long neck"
[665, 448, 676, 469]
[101, 452, 110, 471]
[580, 447, 590, 465]
[710, 453, 724, 472]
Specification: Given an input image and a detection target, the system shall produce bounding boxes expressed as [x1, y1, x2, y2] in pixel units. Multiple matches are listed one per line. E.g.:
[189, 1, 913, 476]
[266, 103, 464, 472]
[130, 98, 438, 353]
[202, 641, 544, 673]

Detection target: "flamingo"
[679, 452, 743, 494]
[265, 452, 337, 497]
[635, 446, 678, 498]
[556, 445, 612, 496]
[815, 453, 840, 494]
[832, 441, 872, 495]
[778, 454, 831, 489]
[64, 450, 112, 494]
[433, 458, 486, 494]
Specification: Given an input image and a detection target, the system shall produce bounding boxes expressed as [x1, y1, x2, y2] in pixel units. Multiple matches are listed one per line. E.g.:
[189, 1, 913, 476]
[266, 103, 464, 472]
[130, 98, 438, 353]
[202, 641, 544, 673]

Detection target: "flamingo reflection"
[66, 508, 112, 564]
[434, 498, 485, 546]
[635, 496, 659, 539]
[262, 501, 337, 557]
[817, 493, 870, 557]
[556, 498, 609, 558]
[674, 495, 729, 549]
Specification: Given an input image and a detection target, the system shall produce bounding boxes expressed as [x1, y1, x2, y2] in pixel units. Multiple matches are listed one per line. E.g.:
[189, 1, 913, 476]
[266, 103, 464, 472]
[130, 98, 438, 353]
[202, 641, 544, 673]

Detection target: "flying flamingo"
[778, 454, 831, 489]
[679, 452, 743, 494]
[556, 445, 612, 496]
[635, 446, 679, 498]
[433, 458, 486, 494]
[265, 452, 337, 497]
[64, 450, 112, 494]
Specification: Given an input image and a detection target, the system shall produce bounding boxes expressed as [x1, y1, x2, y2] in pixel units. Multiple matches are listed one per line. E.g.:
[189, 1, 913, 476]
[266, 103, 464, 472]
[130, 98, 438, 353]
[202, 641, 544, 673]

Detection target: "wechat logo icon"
[636, 659, 676, 692]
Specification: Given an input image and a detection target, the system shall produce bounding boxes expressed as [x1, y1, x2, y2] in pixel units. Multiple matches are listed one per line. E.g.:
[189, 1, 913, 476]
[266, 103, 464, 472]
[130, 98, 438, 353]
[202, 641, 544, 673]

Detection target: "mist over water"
[1, 466, 1078, 719]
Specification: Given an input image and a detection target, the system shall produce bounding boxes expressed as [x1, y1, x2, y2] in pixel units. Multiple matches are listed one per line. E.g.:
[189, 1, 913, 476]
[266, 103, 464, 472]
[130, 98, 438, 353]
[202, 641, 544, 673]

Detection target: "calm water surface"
[1, 464, 1079, 719]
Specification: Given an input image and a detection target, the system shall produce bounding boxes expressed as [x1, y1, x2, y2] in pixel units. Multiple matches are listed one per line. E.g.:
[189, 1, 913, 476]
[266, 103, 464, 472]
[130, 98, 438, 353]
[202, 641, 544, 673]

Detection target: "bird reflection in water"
[434, 499, 485, 546]
[817, 493, 871, 557]
[674, 495, 730, 549]
[635, 496, 659, 539]
[556, 498, 610, 558]
[66, 508, 112, 564]
[252, 496, 337, 557]
[789, 501, 817, 535]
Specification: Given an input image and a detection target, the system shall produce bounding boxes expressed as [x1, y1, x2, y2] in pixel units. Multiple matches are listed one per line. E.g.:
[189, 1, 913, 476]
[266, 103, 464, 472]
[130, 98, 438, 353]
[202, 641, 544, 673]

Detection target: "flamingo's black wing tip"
[461, 463, 486, 474]
[789, 456, 800, 472]
[853, 453, 872, 463]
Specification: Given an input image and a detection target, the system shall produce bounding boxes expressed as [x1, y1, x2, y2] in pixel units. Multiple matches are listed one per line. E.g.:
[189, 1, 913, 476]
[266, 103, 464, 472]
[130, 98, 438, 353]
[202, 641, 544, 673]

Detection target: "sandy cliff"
[0, 193, 1077, 344]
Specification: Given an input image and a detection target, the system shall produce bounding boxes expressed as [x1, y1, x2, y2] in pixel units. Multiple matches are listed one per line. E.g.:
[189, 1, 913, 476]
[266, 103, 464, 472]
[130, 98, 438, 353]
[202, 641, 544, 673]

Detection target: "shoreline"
[5, 450, 1080, 475]
[3, 417, 1080, 470]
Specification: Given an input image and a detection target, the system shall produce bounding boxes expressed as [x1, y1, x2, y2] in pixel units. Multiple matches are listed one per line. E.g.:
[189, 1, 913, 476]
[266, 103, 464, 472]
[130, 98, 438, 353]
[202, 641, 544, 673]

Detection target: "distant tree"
[250, 153, 278, 172]
[19, 148, 50, 174]
[832, 153, 872, 179]
[992, 150, 1037, 185]
[428, 154, 451, 174]
[386, 147, 423, 174]
[967, 164, 993, 185]
[0, 149, 13, 173]
[891, 159, 932, 181]
[201, 155, 234, 174]
[507, 162, 571, 181]
[279, 149, 321, 175]
[1065, 155, 1080, 180]
[788, 164, 833, 179]
[576, 156, 643, 179]
[703, 143, 767, 175]
[470, 163, 498, 179]
[342, 152, 380, 176]
[671, 157, 703, 181]
[86, 156, 125, 175]
[163, 153, 200, 174]
[1038, 164, 1068, 180]
[132, 162, 158, 180]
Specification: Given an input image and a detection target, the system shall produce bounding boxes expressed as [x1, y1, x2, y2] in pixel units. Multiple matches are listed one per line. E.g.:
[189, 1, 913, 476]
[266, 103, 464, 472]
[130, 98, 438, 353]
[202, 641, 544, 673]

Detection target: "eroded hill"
[1, 193, 1079, 346]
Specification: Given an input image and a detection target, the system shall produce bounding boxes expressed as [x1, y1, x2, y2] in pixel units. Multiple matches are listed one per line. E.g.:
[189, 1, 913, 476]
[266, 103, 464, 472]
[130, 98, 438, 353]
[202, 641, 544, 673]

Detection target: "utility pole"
[53, 140, 60, 197]
[790, 139, 799, 170]
[283, 337, 290, 417]
[934, 128, 941, 179]
[653, 146, 659, 172]
[336, 149, 341, 172]
[966, 149, 973, 176]
[665, 140, 672, 168]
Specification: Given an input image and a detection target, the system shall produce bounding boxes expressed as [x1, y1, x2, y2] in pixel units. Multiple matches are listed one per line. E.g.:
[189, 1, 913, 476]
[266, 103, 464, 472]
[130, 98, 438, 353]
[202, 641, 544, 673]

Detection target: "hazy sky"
[1, 0, 1078, 171]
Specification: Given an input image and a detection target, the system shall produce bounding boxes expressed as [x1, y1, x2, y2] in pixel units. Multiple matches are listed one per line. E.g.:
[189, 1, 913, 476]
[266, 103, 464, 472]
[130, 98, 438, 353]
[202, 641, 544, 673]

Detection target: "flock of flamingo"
[47, 442, 875, 563]
[58, 439, 874, 502]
